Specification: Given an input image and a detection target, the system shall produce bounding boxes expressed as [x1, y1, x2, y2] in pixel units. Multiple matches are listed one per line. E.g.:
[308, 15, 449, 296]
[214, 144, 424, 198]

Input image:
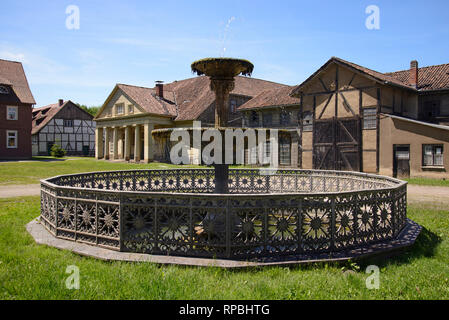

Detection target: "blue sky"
[1, 0, 448, 107]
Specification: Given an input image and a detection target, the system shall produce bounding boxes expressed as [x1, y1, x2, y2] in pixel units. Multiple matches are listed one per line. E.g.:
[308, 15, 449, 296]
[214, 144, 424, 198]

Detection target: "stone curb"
[26, 218, 422, 268]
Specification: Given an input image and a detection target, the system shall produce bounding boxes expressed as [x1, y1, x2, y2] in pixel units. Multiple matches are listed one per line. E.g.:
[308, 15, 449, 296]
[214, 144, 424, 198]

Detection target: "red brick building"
[0, 59, 35, 160]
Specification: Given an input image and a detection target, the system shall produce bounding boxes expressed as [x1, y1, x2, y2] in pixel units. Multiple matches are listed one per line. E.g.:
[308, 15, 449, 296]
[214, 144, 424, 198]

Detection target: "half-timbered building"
[32, 100, 96, 156]
[239, 57, 449, 179]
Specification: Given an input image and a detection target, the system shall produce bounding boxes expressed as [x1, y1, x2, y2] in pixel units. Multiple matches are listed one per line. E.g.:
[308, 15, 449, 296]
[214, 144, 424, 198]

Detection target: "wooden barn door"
[313, 117, 361, 171]
[313, 120, 335, 170]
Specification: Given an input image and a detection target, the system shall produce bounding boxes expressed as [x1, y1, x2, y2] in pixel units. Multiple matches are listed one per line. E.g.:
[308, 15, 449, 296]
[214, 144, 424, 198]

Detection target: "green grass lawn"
[0, 196, 448, 300]
[0, 157, 199, 185]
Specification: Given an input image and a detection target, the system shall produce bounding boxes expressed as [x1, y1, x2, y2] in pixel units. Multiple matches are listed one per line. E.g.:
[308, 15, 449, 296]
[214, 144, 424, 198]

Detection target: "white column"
[104, 127, 110, 160]
[113, 127, 119, 160]
[134, 125, 141, 162]
[144, 123, 155, 163]
[124, 126, 131, 161]
[95, 127, 104, 159]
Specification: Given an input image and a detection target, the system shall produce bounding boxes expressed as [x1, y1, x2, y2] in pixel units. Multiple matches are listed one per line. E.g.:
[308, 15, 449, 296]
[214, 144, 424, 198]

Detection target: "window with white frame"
[6, 130, 18, 148]
[279, 136, 291, 166]
[7, 106, 18, 120]
[116, 104, 124, 115]
[423, 144, 444, 167]
[363, 108, 377, 129]
[128, 104, 134, 114]
[254, 140, 272, 165]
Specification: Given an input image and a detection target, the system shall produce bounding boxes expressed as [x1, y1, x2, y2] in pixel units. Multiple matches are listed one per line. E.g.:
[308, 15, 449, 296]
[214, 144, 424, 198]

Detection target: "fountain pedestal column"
[210, 78, 235, 194]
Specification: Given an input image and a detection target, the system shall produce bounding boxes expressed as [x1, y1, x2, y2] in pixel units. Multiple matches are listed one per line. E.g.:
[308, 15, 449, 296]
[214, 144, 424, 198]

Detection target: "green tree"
[77, 104, 101, 117]
[50, 144, 66, 158]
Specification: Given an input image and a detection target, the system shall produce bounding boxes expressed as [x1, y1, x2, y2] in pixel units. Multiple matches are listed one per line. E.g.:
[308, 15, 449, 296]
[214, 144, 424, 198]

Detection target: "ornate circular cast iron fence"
[40, 169, 407, 260]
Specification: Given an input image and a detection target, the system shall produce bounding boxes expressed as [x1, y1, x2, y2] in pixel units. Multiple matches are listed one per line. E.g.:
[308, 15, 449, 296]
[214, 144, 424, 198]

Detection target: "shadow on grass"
[359, 226, 441, 269]
[220, 227, 442, 274]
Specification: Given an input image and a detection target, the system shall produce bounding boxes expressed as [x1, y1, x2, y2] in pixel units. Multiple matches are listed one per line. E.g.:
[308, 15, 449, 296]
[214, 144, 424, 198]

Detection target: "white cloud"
[0, 44, 113, 87]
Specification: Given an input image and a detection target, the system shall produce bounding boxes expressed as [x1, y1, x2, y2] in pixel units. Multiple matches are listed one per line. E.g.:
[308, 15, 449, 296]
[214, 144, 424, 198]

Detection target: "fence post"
[330, 195, 336, 254]
[226, 198, 231, 258]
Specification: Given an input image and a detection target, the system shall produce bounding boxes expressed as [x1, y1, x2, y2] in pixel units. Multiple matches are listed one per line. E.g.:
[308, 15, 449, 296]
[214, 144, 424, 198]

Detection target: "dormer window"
[0, 85, 9, 94]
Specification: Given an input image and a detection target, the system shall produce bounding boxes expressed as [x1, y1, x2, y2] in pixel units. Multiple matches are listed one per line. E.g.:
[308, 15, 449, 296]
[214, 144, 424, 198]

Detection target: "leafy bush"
[50, 144, 66, 158]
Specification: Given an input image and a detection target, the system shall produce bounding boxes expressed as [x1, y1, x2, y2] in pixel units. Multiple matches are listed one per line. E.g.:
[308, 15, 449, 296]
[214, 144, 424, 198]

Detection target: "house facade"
[238, 57, 449, 179]
[0, 59, 35, 160]
[94, 76, 286, 162]
[32, 100, 96, 156]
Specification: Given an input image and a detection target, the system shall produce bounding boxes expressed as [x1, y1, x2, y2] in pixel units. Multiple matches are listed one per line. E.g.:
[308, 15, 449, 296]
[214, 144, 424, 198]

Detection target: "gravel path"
[0, 184, 40, 198]
[407, 184, 449, 208]
[0, 183, 448, 207]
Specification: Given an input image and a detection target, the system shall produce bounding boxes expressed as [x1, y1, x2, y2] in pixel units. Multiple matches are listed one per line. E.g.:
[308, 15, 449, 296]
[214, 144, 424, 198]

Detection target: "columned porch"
[95, 123, 155, 163]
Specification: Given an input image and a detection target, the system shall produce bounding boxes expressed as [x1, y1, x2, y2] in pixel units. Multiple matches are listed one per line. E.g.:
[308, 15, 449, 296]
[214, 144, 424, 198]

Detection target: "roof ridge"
[332, 56, 414, 88]
[35, 100, 72, 109]
[332, 56, 391, 76]
[0, 58, 23, 64]
[117, 83, 152, 90]
[386, 62, 449, 75]
[118, 82, 176, 94]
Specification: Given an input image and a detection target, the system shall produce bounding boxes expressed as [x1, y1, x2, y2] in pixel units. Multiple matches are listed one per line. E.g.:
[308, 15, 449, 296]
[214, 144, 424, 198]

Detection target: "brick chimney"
[155, 81, 164, 98]
[410, 60, 418, 88]
[58, 99, 64, 106]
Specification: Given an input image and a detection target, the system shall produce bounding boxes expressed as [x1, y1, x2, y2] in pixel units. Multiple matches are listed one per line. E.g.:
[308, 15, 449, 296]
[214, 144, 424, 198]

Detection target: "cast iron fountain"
[191, 58, 254, 194]
[34, 58, 421, 267]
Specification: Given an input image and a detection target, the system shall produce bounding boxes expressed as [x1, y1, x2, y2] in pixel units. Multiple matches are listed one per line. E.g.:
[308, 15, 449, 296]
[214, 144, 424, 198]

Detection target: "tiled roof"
[0, 59, 35, 104]
[332, 57, 413, 89]
[386, 63, 449, 91]
[291, 57, 449, 97]
[238, 85, 300, 111]
[32, 100, 92, 135]
[117, 84, 177, 117]
[108, 76, 286, 121]
[291, 57, 414, 96]
[166, 76, 286, 121]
